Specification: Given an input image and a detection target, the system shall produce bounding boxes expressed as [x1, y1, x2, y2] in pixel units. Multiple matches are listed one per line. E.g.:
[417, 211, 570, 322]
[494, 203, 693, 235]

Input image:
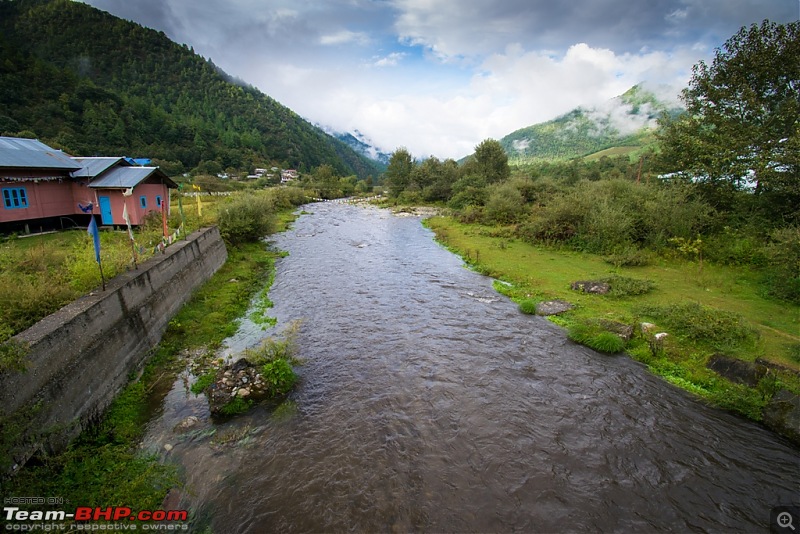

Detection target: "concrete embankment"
[0, 226, 227, 472]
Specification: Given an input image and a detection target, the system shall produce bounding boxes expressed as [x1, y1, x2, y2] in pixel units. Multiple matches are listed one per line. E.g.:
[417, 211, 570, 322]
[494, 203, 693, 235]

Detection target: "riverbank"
[424, 215, 800, 440]
[0, 209, 299, 522]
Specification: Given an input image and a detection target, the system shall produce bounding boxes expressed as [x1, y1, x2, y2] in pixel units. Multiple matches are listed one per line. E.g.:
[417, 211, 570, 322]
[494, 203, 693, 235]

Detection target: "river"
[143, 203, 799, 533]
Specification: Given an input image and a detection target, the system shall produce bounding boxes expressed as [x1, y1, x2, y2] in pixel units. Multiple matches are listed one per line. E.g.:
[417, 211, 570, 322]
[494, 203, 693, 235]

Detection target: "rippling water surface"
[143, 203, 799, 533]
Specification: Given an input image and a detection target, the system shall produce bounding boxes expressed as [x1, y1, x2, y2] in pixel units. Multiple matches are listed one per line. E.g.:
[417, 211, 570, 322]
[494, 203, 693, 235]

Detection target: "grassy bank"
[425, 215, 800, 422]
[0, 206, 299, 520]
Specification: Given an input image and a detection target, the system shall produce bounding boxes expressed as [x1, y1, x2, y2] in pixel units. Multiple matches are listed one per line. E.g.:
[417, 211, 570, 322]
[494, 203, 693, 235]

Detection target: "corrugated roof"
[88, 166, 157, 189]
[71, 157, 125, 178]
[0, 137, 81, 170]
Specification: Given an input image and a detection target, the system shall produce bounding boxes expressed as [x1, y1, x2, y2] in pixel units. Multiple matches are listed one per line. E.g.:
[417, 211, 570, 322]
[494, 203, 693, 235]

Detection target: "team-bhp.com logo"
[4, 506, 188, 530]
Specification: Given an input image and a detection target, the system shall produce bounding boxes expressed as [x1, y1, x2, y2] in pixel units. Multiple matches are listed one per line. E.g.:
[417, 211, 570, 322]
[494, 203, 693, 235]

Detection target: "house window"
[2, 187, 28, 209]
[156, 195, 162, 207]
[140, 195, 147, 209]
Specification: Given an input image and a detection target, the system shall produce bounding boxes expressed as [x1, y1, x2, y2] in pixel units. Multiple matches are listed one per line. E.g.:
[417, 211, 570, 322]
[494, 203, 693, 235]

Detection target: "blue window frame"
[2, 187, 28, 209]
[156, 195, 162, 207]
[140, 195, 147, 209]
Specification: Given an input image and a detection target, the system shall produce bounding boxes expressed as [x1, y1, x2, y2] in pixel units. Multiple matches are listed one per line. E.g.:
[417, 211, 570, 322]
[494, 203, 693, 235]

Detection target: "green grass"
[568, 323, 627, 353]
[425, 215, 800, 423]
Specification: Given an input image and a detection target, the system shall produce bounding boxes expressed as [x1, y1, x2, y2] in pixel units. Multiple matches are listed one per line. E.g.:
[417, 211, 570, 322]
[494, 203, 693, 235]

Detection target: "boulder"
[173, 415, 200, 433]
[570, 280, 610, 294]
[597, 319, 634, 341]
[208, 358, 272, 415]
[762, 390, 800, 446]
[706, 354, 767, 387]
[535, 300, 574, 316]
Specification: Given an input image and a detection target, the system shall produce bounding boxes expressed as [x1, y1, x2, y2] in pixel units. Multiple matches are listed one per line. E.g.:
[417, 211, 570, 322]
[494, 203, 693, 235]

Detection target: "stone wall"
[0, 226, 227, 471]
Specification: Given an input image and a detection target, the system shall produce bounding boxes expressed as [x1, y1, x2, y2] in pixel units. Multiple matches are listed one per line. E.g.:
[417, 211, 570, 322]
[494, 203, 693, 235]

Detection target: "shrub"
[519, 299, 538, 315]
[484, 183, 527, 224]
[218, 193, 277, 244]
[636, 302, 759, 350]
[603, 246, 651, 267]
[261, 358, 297, 397]
[760, 226, 800, 304]
[602, 275, 655, 297]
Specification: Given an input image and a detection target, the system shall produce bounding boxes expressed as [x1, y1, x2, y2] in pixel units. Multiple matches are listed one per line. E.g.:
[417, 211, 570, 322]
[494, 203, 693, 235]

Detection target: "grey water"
[143, 203, 799, 533]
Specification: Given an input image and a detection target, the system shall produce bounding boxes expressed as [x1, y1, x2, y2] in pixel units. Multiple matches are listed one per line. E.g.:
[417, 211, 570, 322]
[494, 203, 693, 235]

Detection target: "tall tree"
[469, 139, 510, 184]
[657, 20, 800, 221]
[385, 148, 414, 198]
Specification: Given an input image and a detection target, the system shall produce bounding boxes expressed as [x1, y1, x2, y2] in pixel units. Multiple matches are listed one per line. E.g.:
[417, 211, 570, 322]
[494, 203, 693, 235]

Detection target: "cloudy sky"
[79, 0, 797, 160]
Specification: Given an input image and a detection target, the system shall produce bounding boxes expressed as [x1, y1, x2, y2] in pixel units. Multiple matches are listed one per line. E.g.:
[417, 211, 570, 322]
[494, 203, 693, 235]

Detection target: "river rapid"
[143, 203, 799, 533]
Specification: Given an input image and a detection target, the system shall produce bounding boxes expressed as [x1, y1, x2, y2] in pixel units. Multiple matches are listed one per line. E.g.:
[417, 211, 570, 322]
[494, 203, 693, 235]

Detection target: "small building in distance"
[281, 169, 299, 183]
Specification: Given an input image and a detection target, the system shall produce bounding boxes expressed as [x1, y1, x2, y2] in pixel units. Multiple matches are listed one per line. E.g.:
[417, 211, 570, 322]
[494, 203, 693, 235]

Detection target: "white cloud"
[320, 30, 370, 46]
[282, 42, 697, 160]
[372, 52, 406, 67]
[78, 0, 796, 163]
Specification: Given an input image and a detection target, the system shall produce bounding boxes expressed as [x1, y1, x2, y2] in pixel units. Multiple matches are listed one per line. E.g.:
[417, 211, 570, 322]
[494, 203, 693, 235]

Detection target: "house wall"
[0, 177, 76, 223]
[0, 226, 228, 472]
[94, 182, 170, 226]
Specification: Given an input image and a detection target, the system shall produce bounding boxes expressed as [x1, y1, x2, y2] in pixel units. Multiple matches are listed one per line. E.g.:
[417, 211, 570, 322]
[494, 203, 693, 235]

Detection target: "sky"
[79, 0, 797, 160]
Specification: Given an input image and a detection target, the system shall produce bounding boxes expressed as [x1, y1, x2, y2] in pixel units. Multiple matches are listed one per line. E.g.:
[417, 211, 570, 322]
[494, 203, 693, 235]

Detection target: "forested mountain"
[326, 128, 391, 168]
[500, 85, 682, 163]
[0, 0, 383, 178]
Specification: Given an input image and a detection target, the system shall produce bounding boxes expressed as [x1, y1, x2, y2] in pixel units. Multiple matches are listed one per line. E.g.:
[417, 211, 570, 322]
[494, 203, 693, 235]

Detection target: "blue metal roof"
[88, 167, 157, 189]
[71, 157, 126, 178]
[88, 166, 177, 189]
[0, 137, 81, 170]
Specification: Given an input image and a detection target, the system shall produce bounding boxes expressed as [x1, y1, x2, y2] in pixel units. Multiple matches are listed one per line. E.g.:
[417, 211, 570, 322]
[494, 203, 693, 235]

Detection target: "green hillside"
[500, 85, 681, 164]
[0, 0, 382, 179]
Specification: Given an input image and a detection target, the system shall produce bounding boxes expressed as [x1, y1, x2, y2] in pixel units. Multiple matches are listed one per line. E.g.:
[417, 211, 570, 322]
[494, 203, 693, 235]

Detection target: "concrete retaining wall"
[0, 226, 227, 471]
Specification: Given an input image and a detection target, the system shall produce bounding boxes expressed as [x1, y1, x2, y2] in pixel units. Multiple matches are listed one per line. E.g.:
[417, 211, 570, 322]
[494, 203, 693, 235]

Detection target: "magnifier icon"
[778, 511, 796, 531]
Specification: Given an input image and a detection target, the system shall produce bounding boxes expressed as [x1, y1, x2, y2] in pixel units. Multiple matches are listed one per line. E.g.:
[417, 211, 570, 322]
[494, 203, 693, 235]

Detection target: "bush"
[484, 182, 527, 224]
[261, 358, 297, 397]
[519, 299, 538, 314]
[602, 275, 655, 297]
[636, 302, 759, 350]
[218, 193, 277, 244]
[760, 226, 800, 304]
[568, 323, 626, 353]
[603, 246, 651, 267]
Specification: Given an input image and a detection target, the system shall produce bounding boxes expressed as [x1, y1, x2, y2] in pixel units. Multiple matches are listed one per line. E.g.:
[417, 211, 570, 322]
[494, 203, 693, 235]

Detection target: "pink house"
[0, 137, 176, 232]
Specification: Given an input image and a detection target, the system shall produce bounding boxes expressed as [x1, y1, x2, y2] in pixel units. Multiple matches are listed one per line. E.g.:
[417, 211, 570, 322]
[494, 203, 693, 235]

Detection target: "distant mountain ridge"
[499, 85, 683, 163]
[0, 0, 382, 179]
[319, 126, 391, 169]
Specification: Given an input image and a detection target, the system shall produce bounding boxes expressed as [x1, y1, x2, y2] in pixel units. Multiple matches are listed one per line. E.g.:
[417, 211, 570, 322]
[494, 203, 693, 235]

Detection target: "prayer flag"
[122, 202, 134, 240]
[87, 216, 101, 264]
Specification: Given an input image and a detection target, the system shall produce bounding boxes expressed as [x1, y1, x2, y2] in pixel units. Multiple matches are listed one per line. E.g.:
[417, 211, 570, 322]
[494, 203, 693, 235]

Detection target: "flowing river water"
[143, 203, 798, 533]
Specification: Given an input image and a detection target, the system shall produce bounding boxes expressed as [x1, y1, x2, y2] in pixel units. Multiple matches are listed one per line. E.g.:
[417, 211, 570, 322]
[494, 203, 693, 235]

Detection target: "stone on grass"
[535, 300, 574, 316]
[762, 390, 800, 446]
[570, 280, 610, 294]
[706, 354, 767, 387]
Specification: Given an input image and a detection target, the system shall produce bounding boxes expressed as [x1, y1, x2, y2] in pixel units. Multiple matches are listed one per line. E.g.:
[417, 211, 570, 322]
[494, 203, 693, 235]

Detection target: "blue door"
[99, 196, 113, 225]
